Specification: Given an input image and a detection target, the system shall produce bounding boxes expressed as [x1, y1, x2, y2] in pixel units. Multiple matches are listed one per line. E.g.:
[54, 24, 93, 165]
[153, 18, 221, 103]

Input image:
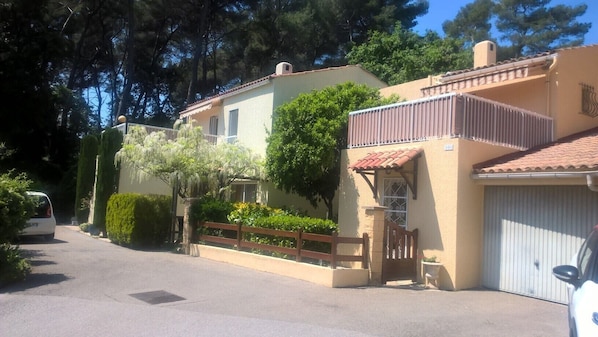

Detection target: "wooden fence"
[198, 221, 369, 269]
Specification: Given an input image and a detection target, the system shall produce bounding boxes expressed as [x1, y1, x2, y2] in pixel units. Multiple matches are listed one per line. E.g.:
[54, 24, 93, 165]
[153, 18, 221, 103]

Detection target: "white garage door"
[482, 185, 598, 303]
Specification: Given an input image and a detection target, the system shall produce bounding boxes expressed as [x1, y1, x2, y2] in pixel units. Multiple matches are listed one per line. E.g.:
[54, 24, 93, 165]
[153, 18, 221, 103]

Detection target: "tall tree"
[443, 0, 591, 59]
[442, 0, 495, 48]
[347, 24, 472, 85]
[494, 0, 591, 57]
[266, 82, 398, 219]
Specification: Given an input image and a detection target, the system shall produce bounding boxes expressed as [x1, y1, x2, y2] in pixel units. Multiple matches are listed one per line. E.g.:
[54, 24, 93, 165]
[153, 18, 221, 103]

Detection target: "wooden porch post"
[363, 206, 387, 285]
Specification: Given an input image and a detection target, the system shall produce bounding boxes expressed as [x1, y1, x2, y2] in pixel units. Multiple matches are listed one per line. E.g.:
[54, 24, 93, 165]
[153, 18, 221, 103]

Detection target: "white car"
[553, 225, 598, 337]
[21, 191, 56, 241]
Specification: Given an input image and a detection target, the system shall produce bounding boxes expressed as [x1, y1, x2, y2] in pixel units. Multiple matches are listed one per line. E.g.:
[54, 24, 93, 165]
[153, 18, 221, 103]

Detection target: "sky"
[413, 0, 598, 46]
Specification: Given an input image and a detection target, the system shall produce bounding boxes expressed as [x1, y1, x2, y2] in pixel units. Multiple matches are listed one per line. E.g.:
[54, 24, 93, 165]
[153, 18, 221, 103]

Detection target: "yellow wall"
[379, 76, 437, 101]
[550, 46, 598, 138]
[339, 138, 515, 290]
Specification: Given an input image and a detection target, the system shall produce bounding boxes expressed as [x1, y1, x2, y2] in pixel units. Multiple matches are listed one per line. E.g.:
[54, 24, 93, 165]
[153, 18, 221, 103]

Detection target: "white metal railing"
[348, 93, 553, 150]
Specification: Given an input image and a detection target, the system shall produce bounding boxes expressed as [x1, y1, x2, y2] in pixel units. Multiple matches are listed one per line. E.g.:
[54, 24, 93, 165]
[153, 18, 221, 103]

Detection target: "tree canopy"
[443, 0, 591, 58]
[347, 24, 472, 85]
[265, 82, 399, 219]
[116, 122, 262, 200]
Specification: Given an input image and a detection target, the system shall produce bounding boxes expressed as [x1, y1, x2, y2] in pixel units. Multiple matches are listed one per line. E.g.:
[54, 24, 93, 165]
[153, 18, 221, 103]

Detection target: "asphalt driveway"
[0, 225, 568, 336]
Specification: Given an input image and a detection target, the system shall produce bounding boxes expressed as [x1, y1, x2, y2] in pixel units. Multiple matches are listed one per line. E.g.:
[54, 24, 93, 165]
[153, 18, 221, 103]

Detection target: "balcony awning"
[350, 148, 423, 199]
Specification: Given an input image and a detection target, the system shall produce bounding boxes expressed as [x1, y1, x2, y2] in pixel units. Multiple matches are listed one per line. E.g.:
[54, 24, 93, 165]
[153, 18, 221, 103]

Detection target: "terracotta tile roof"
[473, 127, 598, 174]
[440, 43, 598, 79]
[351, 148, 423, 171]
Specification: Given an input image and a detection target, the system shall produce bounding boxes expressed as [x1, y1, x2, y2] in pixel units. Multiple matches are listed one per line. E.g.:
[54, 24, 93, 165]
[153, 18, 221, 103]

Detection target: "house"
[177, 63, 387, 218]
[338, 41, 598, 303]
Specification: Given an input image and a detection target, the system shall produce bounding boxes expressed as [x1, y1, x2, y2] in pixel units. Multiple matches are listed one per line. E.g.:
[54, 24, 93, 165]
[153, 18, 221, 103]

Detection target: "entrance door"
[382, 221, 418, 283]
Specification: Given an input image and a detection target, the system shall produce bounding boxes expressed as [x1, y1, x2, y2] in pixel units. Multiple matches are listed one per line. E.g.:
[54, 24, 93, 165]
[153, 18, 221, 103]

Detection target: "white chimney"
[473, 41, 497, 68]
[275, 62, 293, 75]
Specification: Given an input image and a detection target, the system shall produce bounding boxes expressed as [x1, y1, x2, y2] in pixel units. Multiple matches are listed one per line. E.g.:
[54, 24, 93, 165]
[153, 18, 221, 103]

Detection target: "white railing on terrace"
[347, 93, 554, 150]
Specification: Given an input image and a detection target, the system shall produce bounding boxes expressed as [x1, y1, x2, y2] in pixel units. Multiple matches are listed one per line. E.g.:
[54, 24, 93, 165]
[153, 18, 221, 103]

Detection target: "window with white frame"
[383, 178, 408, 228]
[227, 109, 238, 143]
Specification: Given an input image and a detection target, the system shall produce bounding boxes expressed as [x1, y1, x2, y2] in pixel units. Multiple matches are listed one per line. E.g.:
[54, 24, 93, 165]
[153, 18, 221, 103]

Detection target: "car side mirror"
[553, 265, 582, 287]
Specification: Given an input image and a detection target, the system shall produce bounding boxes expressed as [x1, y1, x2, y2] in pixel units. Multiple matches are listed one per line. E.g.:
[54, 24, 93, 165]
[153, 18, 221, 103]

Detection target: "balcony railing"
[347, 93, 554, 150]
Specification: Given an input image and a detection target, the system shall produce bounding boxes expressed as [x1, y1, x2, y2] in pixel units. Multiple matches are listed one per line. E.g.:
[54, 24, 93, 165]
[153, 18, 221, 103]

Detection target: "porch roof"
[350, 148, 423, 171]
[473, 127, 598, 177]
[350, 148, 423, 200]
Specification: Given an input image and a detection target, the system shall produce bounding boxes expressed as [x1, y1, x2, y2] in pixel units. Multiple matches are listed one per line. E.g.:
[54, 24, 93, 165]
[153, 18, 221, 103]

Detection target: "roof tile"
[351, 148, 423, 171]
[473, 127, 598, 174]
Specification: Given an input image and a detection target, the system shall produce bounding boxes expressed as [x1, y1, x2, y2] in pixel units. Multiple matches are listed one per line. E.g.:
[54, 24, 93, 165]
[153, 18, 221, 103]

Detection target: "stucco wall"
[379, 76, 437, 101]
[550, 46, 598, 139]
[338, 138, 515, 290]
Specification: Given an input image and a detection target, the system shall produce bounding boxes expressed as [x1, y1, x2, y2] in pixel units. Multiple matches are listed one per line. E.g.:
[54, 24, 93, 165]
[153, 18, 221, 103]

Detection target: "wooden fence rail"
[199, 221, 369, 269]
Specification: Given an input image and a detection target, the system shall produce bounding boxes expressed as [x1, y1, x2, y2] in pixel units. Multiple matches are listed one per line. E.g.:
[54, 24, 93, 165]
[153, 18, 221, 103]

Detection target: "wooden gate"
[382, 221, 418, 283]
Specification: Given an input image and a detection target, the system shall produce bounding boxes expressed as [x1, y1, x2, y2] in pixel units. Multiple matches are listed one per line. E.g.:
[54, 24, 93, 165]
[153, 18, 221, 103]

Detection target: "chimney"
[275, 62, 293, 75]
[473, 41, 497, 68]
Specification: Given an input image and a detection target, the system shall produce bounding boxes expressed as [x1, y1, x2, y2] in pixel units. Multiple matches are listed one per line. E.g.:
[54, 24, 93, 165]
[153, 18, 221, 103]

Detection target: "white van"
[21, 191, 56, 241]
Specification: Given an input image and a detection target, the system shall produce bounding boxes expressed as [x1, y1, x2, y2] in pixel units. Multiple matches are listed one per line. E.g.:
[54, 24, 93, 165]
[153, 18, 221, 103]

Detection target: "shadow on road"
[0, 273, 70, 293]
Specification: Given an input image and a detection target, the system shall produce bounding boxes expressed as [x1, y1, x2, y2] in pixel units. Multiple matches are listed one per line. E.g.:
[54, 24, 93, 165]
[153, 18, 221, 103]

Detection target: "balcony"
[348, 93, 554, 150]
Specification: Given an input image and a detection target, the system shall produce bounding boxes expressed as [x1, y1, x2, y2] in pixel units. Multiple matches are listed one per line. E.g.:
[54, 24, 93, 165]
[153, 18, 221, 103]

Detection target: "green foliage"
[93, 128, 123, 233]
[116, 122, 262, 201]
[106, 193, 171, 249]
[74, 135, 99, 223]
[0, 244, 31, 286]
[348, 24, 473, 85]
[443, 0, 591, 59]
[266, 82, 397, 219]
[0, 172, 35, 243]
[189, 197, 234, 224]
[442, 0, 495, 48]
[227, 202, 285, 226]
[79, 222, 91, 233]
[251, 214, 338, 257]
[494, 0, 590, 57]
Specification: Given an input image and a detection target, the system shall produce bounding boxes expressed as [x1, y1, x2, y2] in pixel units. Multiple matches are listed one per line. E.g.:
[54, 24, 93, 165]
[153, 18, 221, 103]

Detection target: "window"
[383, 178, 408, 228]
[231, 183, 257, 203]
[228, 109, 238, 143]
[209, 116, 218, 135]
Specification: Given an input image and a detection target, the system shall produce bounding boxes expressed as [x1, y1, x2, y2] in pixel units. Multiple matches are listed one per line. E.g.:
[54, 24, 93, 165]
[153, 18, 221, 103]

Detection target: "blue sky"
[413, 0, 598, 46]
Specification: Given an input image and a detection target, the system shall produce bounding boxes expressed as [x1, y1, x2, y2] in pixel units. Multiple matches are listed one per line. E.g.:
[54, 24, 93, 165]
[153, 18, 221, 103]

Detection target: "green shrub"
[0, 172, 34, 243]
[106, 193, 171, 249]
[0, 244, 31, 286]
[190, 197, 234, 224]
[74, 135, 99, 224]
[227, 202, 286, 226]
[250, 214, 338, 257]
[79, 222, 91, 233]
[93, 128, 123, 234]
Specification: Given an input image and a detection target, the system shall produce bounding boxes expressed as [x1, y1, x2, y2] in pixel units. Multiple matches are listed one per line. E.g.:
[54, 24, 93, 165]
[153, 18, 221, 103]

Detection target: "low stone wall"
[190, 243, 369, 288]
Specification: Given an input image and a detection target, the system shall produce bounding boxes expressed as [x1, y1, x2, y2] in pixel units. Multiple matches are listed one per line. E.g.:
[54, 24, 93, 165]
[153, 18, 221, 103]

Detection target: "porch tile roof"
[473, 127, 598, 174]
[350, 148, 423, 171]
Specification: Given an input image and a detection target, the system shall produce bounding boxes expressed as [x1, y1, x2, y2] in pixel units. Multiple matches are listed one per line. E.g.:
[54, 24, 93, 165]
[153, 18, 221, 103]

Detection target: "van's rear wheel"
[44, 233, 54, 241]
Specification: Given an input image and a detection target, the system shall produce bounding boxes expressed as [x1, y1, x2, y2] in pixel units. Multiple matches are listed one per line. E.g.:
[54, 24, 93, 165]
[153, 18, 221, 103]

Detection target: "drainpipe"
[587, 174, 598, 192]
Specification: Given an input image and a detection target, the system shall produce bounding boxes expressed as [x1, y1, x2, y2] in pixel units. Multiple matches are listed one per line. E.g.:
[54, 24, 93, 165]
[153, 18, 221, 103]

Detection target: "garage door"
[482, 185, 598, 303]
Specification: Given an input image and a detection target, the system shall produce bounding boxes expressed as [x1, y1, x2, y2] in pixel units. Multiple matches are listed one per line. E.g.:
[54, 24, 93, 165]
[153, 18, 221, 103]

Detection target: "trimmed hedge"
[106, 193, 171, 248]
[93, 128, 122, 234]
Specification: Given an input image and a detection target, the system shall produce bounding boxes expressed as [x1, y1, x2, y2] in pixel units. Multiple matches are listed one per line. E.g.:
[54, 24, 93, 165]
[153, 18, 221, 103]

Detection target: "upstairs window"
[228, 109, 238, 143]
